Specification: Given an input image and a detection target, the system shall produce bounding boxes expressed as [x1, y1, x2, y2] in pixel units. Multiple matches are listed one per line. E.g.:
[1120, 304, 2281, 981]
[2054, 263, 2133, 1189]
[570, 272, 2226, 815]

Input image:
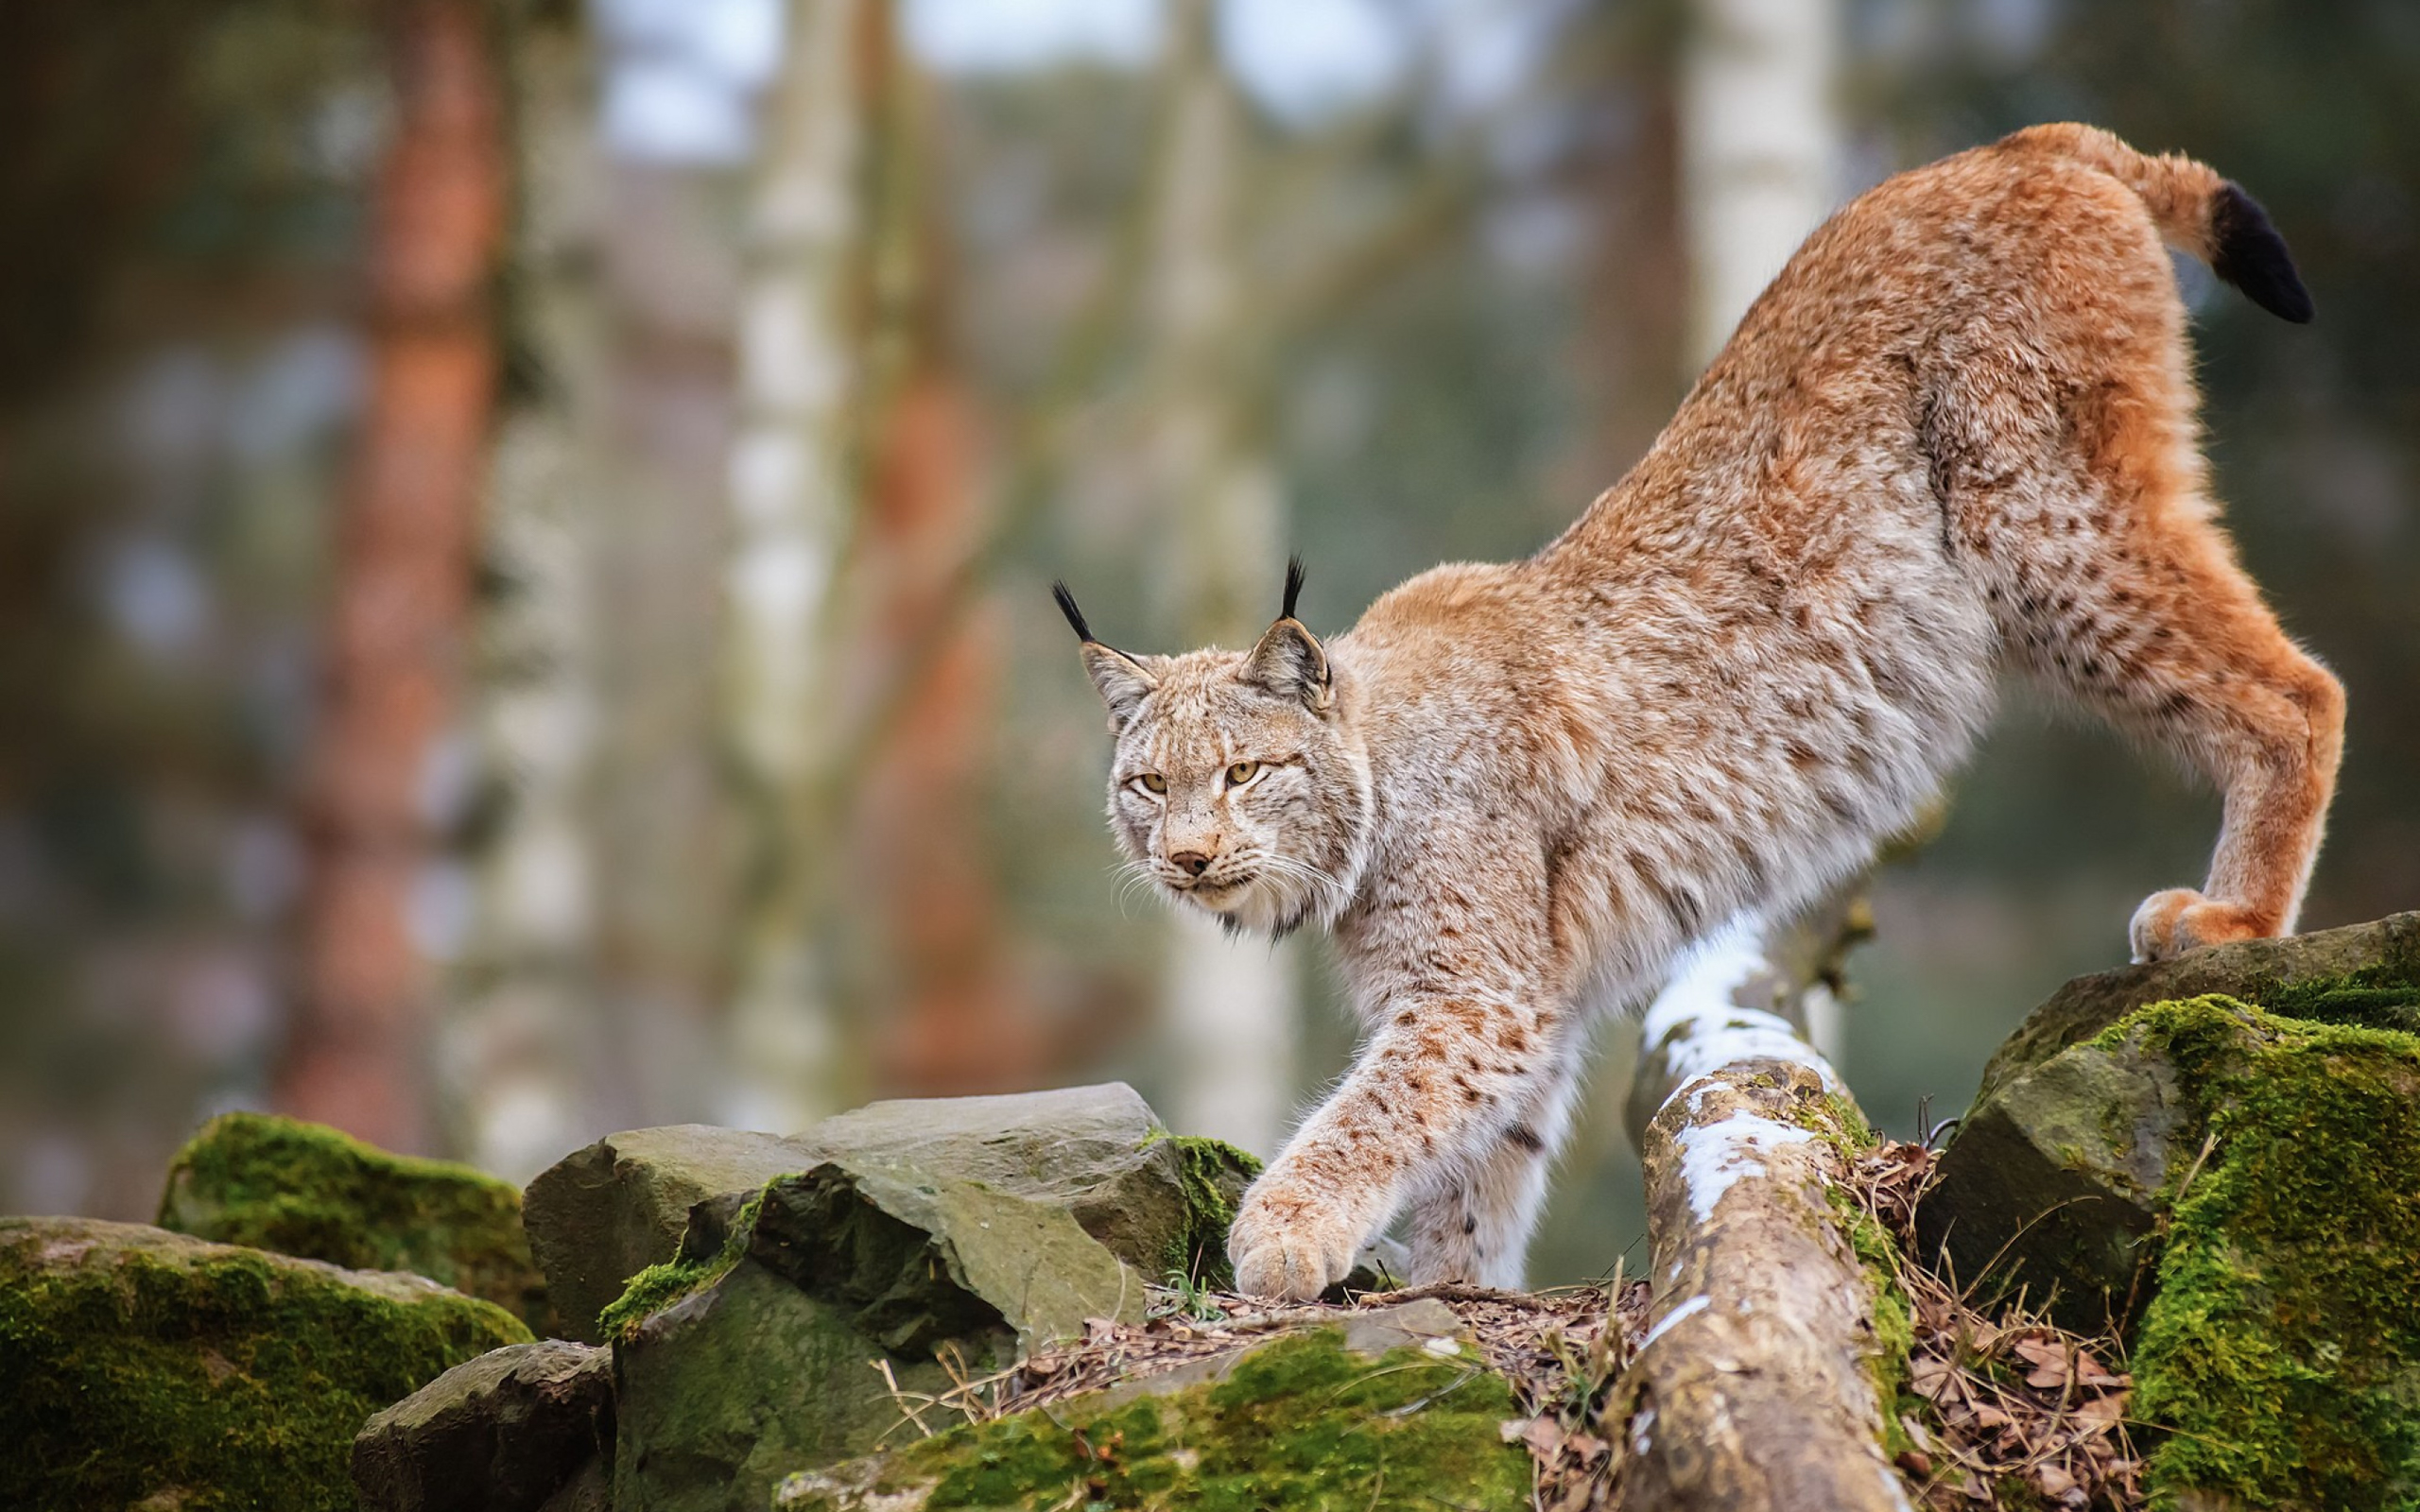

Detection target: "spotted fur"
[1063, 125, 2342, 1300]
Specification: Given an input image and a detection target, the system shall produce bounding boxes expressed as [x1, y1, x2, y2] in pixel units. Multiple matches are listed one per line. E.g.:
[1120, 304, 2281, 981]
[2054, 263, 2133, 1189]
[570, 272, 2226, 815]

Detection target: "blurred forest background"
[2, 0, 2412, 1285]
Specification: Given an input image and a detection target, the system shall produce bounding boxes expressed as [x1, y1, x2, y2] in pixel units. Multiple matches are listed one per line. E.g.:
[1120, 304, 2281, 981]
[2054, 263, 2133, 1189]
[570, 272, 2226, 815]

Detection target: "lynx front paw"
[2129, 888, 2271, 963]
[1226, 1180, 1364, 1301]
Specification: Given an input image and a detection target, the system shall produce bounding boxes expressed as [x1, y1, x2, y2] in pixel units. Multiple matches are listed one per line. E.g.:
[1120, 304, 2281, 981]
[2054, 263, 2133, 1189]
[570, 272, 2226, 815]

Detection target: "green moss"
[596, 1189, 764, 1341]
[1824, 1091, 1879, 1152]
[1142, 1133, 1262, 1288]
[1, 1219, 529, 1512]
[158, 1111, 552, 1332]
[1827, 1182, 1920, 1459]
[793, 1328, 1527, 1510]
[2113, 995, 2420, 1509]
[2247, 963, 2420, 1036]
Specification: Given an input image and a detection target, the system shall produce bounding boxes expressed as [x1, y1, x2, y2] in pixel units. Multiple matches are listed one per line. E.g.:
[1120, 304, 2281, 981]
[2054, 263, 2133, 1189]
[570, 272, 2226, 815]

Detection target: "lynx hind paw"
[1227, 1188, 1362, 1302]
[2129, 888, 2271, 963]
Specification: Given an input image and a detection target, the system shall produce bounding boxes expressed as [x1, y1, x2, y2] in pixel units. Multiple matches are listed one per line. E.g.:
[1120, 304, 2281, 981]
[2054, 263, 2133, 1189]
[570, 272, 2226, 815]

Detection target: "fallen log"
[1610, 916, 1914, 1512]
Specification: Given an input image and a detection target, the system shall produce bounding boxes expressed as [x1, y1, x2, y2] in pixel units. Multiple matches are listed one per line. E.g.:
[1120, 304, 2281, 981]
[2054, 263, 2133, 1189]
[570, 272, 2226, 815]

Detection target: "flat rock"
[524, 1125, 813, 1343]
[160, 1110, 556, 1333]
[811, 1083, 1258, 1285]
[354, 1339, 614, 1512]
[1, 1216, 530, 1512]
[526, 1084, 1257, 1342]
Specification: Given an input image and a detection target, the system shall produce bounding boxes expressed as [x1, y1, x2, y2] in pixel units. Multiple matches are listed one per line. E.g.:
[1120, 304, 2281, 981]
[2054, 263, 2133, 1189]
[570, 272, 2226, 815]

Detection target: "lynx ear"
[1081, 642, 1159, 727]
[1246, 557, 1332, 711]
[1244, 618, 1332, 712]
[1054, 580, 1160, 728]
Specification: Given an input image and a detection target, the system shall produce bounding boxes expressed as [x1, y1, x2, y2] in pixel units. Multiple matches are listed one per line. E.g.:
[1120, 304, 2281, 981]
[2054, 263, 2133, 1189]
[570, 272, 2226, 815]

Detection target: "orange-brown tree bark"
[277, 0, 506, 1151]
[856, 367, 1044, 1095]
[850, 46, 1040, 1097]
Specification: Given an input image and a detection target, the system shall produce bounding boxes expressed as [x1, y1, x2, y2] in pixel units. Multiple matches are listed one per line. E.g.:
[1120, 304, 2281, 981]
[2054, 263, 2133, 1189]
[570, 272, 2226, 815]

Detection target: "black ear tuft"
[1244, 615, 1332, 712]
[1282, 555, 1306, 623]
[1051, 580, 1094, 643]
[2210, 181, 2315, 324]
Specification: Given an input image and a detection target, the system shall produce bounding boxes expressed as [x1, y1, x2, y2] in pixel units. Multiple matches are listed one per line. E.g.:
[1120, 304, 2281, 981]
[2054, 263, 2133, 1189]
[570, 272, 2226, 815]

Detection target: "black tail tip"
[2211, 181, 2315, 324]
[1050, 580, 1094, 644]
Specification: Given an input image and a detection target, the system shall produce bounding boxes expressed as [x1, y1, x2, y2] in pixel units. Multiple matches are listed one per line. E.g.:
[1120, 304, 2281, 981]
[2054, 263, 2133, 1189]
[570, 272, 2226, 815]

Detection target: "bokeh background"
[3, 0, 2412, 1285]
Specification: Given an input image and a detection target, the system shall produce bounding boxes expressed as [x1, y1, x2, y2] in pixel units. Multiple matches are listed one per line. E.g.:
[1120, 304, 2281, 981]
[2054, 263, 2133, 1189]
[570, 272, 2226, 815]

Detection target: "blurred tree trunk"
[1571, 38, 1688, 490]
[1676, 0, 1848, 1057]
[853, 48, 1043, 1097]
[279, 0, 508, 1151]
[717, 0, 872, 1131]
[577, 155, 741, 1134]
[445, 3, 605, 1179]
[1146, 0, 1297, 1158]
[1680, 0, 1841, 370]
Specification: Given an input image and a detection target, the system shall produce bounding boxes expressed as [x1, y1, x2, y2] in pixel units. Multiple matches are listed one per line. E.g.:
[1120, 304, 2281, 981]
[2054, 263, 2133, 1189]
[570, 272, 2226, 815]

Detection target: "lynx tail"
[2004, 122, 2314, 323]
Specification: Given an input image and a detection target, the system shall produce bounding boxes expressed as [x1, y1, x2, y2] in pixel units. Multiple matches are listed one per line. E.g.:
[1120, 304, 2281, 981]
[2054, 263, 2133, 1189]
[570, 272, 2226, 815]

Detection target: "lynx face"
[1097, 648, 1373, 937]
[1055, 572, 1374, 938]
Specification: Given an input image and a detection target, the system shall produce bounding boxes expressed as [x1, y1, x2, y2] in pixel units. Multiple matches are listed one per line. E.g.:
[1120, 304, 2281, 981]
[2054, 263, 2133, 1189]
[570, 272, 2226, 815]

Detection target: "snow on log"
[1610, 919, 1913, 1512]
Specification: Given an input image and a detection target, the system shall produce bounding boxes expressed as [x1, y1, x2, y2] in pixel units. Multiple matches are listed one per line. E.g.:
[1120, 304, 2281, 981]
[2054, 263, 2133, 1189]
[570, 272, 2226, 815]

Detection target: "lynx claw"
[2130, 888, 2270, 963]
[1226, 1183, 1362, 1301]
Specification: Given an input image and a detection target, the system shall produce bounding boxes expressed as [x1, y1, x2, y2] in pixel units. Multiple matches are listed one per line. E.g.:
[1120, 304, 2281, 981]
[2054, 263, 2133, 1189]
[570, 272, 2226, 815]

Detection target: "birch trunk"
[718, 0, 869, 1132]
[1145, 0, 1296, 1158]
[1611, 919, 1913, 1512]
[279, 0, 507, 1152]
[1677, 0, 1846, 1061]
[444, 9, 606, 1179]
[1679, 0, 1841, 369]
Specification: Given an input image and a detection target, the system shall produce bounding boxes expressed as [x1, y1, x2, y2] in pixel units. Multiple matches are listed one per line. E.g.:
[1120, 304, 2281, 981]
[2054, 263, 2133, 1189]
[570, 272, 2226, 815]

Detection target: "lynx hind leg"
[1999, 483, 2342, 963]
[1402, 1071, 1577, 1289]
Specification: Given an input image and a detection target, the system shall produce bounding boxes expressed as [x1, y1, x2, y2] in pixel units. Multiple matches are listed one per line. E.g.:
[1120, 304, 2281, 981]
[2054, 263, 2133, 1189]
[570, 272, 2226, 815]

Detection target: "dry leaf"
[1522, 1416, 1569, 1458]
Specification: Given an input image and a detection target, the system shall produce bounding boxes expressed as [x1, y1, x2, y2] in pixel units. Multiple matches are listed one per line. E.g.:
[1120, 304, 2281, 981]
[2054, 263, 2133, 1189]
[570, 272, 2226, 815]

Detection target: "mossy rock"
[527, 1085, 1259, 1342]
[609, 1162, 1147, 1512]
[0, 1216, 533, 1512]
[2118, 996, 2420, 1510]
[1927, 983, 2420, 1508]
[160, 1110, 556, 1334]
[772, 1324, 1529, 1511]
[352, 1338, 614, 1512]
[1916, 1015, 2188, 1329]
[1967, 910, 2420, 1110]
[1924, 912, 2420, 1333]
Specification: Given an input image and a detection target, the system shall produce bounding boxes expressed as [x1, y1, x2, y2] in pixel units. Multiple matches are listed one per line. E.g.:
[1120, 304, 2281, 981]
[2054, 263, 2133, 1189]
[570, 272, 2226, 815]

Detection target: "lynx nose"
[1169, 850, 1213, 877]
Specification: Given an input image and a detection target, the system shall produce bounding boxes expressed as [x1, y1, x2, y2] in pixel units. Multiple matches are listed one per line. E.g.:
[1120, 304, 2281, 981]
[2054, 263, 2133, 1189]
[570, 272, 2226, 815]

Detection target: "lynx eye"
[1224, 761, 1262, 788]
[1133, 773, 1167, 796]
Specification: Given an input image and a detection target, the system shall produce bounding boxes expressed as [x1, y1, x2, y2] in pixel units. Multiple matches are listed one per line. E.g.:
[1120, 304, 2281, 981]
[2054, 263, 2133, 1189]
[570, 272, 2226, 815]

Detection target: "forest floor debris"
[1849, 1139, 2146, 1512]
[864, 1140, 2152, 1510]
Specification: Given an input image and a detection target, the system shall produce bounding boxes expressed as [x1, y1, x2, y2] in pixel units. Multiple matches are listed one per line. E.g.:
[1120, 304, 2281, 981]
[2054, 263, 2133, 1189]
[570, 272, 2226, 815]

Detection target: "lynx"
[1055, 125, 2342, 1301]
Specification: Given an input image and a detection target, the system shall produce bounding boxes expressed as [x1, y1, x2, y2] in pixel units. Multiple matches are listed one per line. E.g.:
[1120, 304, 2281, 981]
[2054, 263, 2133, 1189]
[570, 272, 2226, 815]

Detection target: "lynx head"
[1056, 559, 1374, 938]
